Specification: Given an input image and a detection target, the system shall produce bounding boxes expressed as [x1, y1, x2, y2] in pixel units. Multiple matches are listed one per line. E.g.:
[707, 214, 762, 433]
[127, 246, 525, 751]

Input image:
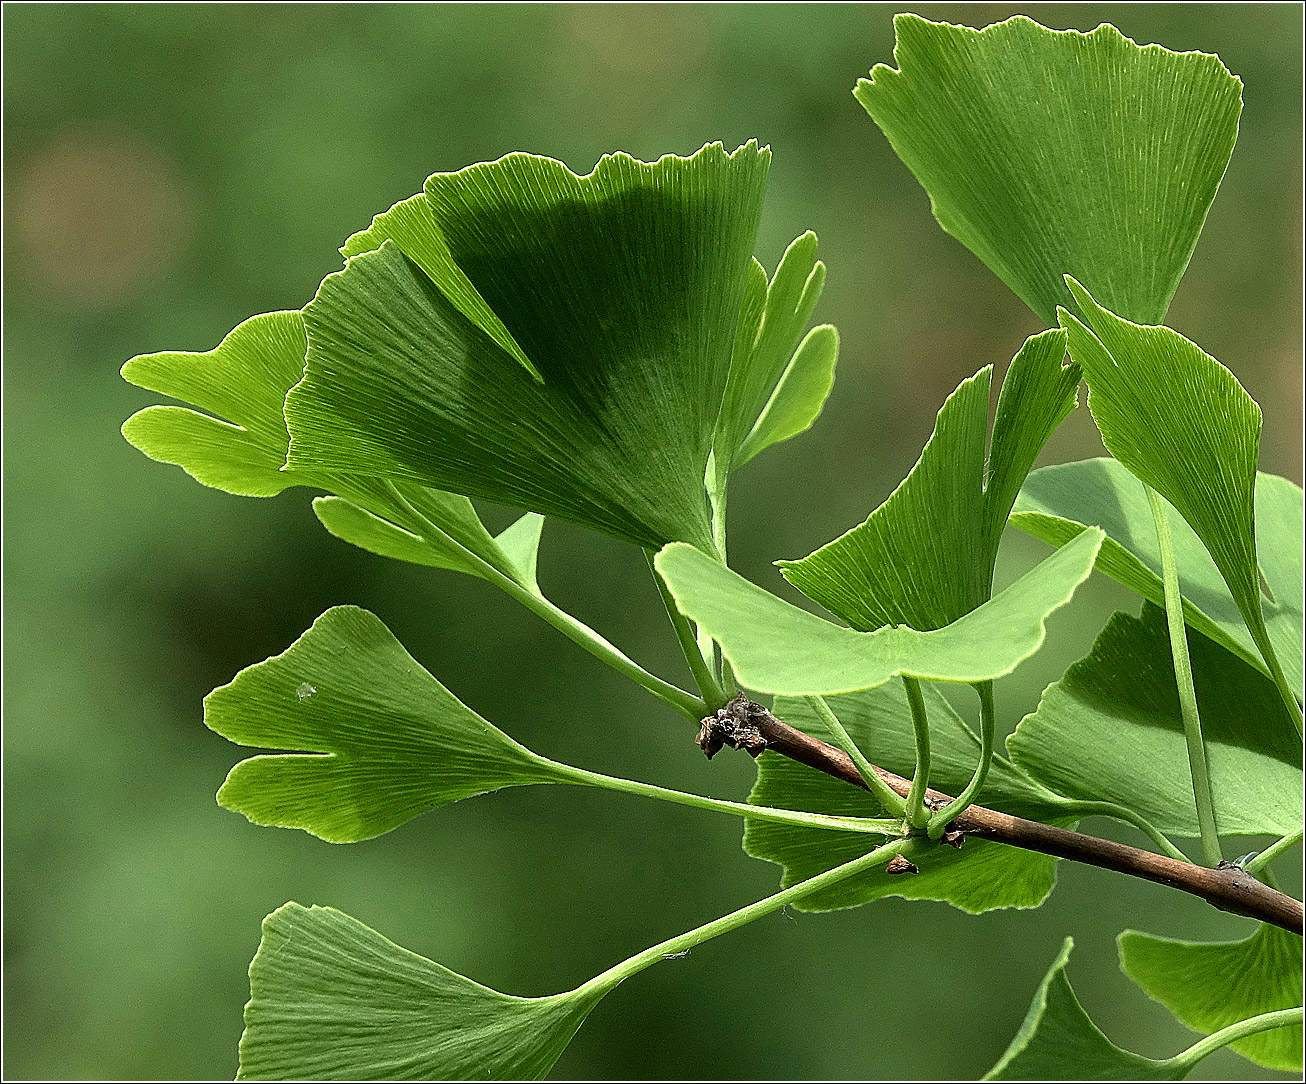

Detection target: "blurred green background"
[4, 3, 1301, 1079]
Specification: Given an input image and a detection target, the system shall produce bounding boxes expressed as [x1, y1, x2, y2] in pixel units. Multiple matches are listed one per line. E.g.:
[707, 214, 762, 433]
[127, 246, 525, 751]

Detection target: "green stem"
[548, 761, 898, 836]
[381, 483, 705, 720]
[804, 695, 906, 818]
[1166, 1007, 1303, 1073]
[1146, 486, 1221, 867]
[927, 681, 994, 838]
[707, 469, 733, 692]
[646, 550, 729, 711]
[901, 675, 932, 830]
[1259, 638, 1304, 738]
[578, 836, 929, 997]
[1049, 800, 1188, 862]
[1243, 827, 1304, 877]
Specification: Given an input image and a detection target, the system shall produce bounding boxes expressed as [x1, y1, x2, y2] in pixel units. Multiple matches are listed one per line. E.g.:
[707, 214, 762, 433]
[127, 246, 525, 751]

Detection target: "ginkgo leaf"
[653, 526, 1102, 695]
[122, 310, 310, 497]
[778, 329, 1076, 632]
[986, 938, 1188, 1080]
[857, 14, 1242, 326]
[1011, 459, 1304, 700]
[1119, 924, 1303, 1072]
[745, 686, 1069, 912]
[286, 142, 773, 552]
[239, 902, 602, 1080]
[206, 606, 571, 843]
[715, 231, 831, 471]
[734, 325, 839, 468]
[121, 310, 526, 583]
[1008, 604, 1302, 838]
[1060, 280, 1296, 716]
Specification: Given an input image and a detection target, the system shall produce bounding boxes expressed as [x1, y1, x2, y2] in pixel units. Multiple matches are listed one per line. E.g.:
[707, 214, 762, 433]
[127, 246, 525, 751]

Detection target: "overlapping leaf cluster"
[120, 11, 1301, 1082]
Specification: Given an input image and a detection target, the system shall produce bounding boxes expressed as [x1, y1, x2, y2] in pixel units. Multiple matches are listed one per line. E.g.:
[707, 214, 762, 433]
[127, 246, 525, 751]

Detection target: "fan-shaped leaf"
[1119, 924, 1303, 1072]
[286, 142, 774, 551]
[857, 14, 1242, 326]
[1008, 604, 1302, 837]
[206, 606, 570, 843]
[778, 329, 1076, 632]
[986, 938, 1188, 1080]
[1060, 282, 1296, 714]
[121, 310, 526, 583]
[239, 902, 601, 1080]
[1012, 459, 1303, 700]
[654, 526, 1102, 695]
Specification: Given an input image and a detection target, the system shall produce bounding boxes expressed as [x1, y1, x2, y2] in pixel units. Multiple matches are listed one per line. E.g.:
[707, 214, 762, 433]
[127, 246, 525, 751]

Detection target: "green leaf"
[122, 311, 309, 497]
[734, 325, 839, 468]
[492, 512, 546, 593]
[286, 142, 773, 552]
[715, 232, 832, 471]
[744, 686, 1068, 912]
[239, 902, 601, 1080]
[857, 14, 1242, 326]
[1012, 459, 1304, 701]
[653, 526, 1103, 695]
[778, 329, 1076, 632]
[1008, 604, 1302, 837]
[121, 310, 527, 583]
[1060, 281, 1295, 711]
[986, 938, 1188, 1080]
[1119, 924, 1303, 1072]
[206, 606, 569, 843]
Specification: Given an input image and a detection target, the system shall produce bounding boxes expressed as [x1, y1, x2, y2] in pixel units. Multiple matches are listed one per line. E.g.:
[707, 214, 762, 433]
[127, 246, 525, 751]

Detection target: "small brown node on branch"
[695, 693, 770, 759]
[885, 854, 919, 875]
[940, 827, 965, 849]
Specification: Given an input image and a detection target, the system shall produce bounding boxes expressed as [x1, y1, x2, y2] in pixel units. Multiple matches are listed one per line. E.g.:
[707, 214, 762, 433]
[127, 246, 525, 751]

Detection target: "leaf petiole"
[578, 835, 931, 997]
[647, 549, 730, 712]
[901, 674, 933, 830]
[1147, 486, 1221, 867]
[1243, 826, 1304, 878]
[804, 694, 906, 818]
[1166, 1006, 1303, 1074]
[384, 483, 707, 719]
[927, 680, 994, 838]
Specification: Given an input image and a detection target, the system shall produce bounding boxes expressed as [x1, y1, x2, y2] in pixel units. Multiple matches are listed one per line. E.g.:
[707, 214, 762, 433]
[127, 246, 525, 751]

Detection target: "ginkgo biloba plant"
[119, 12, 1303, 1082]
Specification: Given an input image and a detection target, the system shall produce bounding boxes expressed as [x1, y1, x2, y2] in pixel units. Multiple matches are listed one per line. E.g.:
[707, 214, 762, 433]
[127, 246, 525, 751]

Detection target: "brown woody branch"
[697, 696, 1303, 935]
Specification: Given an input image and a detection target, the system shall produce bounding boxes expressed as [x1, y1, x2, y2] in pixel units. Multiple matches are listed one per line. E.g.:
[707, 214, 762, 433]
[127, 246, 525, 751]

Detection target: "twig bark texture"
[698, 696, 1303, 935]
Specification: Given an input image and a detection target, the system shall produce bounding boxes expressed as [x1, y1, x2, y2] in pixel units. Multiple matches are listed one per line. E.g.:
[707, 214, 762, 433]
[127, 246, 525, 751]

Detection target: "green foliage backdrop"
[3, 3, 1300, 1079]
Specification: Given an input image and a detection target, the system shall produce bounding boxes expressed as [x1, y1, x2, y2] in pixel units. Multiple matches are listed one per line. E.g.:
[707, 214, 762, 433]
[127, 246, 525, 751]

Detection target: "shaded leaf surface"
[1008, 604, 1302, 837]
[287, 143, 773, 551]
[1012, 459, 1304, 700]
[655, 527, 1102, 695]
[1119, 924, 1303, 1072]
[857, 14, 1241, 325]
[206, 606, 568, 842]
[744, 687, 1066, 912]
[240, 903, 600, 1080]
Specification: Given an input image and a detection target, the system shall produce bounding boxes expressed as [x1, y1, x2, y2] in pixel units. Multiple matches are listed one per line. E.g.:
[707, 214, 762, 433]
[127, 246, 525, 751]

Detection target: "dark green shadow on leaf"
[287, 142, 773, 552]
[1119, 924, 1303, 1072]
[206, 606, 570, 843]
[239, 903, 601, 1080]
[857, 14, 1241, 326]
